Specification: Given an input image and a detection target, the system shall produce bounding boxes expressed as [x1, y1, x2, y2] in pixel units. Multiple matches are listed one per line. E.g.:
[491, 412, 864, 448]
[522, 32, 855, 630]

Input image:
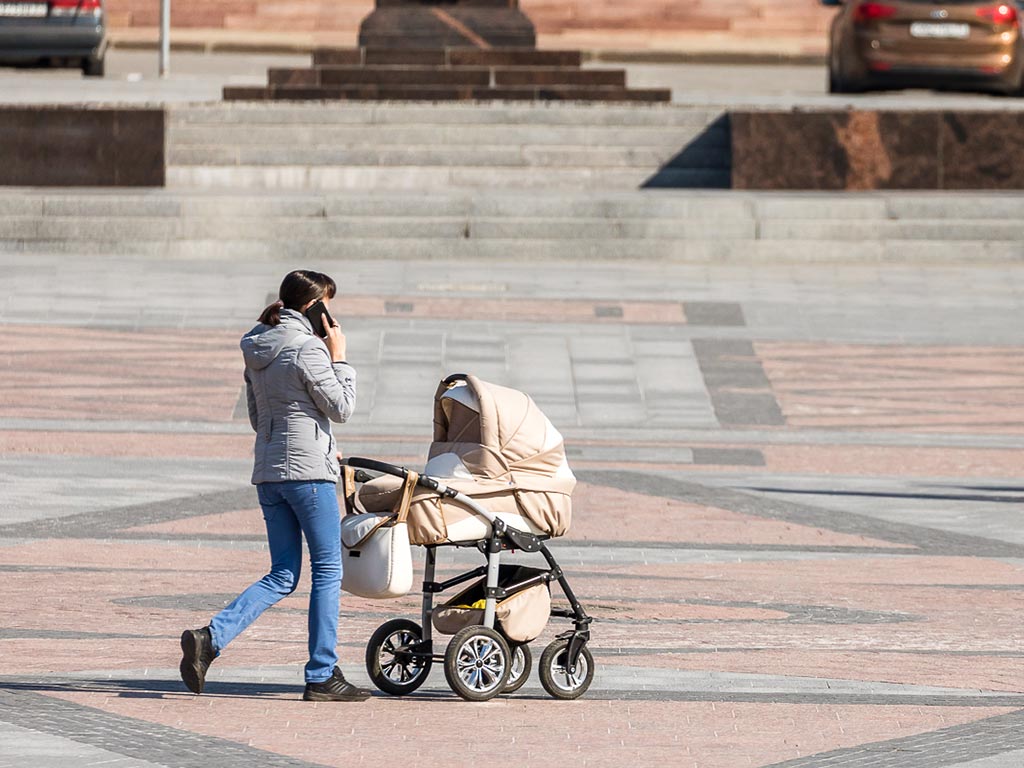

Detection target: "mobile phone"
[304, 300, 334, 338]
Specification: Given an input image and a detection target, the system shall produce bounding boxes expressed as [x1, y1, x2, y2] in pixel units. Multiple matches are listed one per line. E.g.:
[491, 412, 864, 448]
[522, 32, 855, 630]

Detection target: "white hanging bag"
[339, 469, 415, 599]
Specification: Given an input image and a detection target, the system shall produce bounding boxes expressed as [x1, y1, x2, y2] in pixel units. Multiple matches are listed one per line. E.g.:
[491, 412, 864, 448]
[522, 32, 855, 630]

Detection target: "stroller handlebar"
[342, 457, 446, 494]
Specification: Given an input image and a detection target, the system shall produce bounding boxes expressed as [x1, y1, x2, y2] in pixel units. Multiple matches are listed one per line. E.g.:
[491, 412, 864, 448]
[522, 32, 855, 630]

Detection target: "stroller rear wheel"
[502, 643, 533, 694]
[443, 625, 512, 702]
[539, 638, 594, 700]
[366, 619, 432, 696]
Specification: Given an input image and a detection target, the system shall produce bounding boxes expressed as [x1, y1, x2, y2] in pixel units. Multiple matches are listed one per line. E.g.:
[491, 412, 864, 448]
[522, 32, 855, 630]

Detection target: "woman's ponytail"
[259, 300, 285, 326]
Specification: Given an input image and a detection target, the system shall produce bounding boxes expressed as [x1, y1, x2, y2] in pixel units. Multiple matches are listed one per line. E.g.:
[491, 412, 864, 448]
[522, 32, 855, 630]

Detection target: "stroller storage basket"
[433, 565, 551, 643]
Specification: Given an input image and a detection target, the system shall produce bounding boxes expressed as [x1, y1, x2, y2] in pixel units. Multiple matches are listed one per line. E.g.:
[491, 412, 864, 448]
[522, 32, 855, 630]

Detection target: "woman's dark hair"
[259, 270, 337, 326]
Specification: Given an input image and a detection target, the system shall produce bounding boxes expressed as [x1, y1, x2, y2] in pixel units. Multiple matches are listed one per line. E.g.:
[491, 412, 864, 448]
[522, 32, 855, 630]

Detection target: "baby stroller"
[339, 373, 594, 702]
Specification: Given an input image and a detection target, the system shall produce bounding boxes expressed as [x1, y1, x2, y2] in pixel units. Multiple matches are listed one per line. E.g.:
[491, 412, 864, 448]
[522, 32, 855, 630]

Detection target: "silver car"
[0, 0, 106, 76]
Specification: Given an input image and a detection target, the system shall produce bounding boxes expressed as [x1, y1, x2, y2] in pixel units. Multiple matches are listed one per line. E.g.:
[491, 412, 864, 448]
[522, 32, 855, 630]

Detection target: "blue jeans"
[209, 480, 342, 683]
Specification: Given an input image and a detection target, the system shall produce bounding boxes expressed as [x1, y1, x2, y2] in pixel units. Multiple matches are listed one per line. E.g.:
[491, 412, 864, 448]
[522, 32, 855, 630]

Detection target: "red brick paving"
[4, 314, 1023, 766]
[569, 483, 908, 548]
[758, 343, 1024, 434]
[1, 327, 242, 422]
[39, 689, 1011, 768]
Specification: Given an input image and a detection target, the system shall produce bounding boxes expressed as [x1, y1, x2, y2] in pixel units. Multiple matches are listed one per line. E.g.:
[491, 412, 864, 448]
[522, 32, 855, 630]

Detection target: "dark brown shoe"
[179, 626, 216, 694]
[303, 667, 372, 702]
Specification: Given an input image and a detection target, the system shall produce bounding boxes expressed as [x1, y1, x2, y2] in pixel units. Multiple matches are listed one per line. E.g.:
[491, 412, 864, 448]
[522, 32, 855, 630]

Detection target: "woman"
[179, 270, 369, 702]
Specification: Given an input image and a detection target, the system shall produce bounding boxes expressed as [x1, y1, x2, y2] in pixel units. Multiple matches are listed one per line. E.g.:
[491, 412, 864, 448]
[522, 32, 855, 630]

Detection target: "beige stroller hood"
[407, 375, 576, 545]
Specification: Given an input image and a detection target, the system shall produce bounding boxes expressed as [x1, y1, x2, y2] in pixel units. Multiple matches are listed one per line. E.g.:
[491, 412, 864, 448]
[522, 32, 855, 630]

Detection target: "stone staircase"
[4, 101, 1019, 264]
[224, 48, 670, 103]
[1, 188, 1021, 262]
[166, 101, 727, 190]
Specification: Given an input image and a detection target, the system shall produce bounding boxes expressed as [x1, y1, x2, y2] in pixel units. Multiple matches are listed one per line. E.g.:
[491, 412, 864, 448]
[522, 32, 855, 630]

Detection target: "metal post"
[158, 0, 170, 77]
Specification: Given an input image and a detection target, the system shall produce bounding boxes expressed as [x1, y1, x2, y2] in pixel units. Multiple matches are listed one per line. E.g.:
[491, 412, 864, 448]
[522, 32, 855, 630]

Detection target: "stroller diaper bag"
[340, 512, 413, 599]
[340, 470, 416, 600]
[433, 565, 551, 643]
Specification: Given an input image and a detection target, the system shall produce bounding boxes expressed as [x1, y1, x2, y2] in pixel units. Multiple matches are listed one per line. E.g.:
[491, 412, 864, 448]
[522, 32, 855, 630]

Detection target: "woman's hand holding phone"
[305, 300, 346, 363]
[324, 321, 346, 363]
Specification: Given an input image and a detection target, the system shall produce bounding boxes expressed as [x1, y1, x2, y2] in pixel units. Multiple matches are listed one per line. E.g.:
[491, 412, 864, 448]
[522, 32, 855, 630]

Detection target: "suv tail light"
[977, 4, 1019, 25]
[854, 2, 897, 23]
[50, 0, 102, 17]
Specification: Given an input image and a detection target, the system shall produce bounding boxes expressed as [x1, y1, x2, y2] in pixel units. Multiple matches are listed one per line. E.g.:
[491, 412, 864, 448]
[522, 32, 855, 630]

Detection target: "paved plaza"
[0, 251, 1022, 767]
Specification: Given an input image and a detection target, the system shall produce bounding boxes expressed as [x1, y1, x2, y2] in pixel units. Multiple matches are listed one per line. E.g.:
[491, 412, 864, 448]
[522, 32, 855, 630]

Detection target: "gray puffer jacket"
[241, 308, 356, 485]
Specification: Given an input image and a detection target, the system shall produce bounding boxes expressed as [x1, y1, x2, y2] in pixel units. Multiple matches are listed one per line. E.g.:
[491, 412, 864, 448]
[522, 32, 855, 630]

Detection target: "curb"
[106, 38, 828, 66]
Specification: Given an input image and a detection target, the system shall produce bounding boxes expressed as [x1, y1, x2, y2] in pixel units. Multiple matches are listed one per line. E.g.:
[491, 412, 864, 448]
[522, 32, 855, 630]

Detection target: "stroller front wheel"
[366, 619, 432, 696]
[443, 626, 512, 702]
[539, 638, 594, 700]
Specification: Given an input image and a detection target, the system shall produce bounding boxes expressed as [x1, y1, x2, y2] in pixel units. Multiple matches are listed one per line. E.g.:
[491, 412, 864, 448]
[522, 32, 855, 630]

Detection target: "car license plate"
[909, 22, 970, 38]
[0, 2, 47, 15]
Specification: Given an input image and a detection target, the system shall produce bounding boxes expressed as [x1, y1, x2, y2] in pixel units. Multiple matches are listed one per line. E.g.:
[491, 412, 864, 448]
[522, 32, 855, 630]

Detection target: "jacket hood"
[241, 309, 314, 370]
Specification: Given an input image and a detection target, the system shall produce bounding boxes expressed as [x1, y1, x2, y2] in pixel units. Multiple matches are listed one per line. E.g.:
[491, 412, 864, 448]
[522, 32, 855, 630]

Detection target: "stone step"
[228, 84, 671, 102]
[267, 65, 628, 89]
[0, 215, 760, 241]
[6, 191, 1024, 222]
[232, 46, 662, 104]
[163, 165, 731, 190]
[0, 237, 1017, 262]
[168, 103, 723, 128]
[757, 219, 1024, 241]
[167, 123, 728, 149]
[5, 214, 1024, 243]
[164, 145, 731, 170]
[312, 48, 584, 68]
[0, 192, 759, 219]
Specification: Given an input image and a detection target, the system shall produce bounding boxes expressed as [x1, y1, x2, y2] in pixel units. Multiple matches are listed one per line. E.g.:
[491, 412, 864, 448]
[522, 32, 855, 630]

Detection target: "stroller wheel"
[443, 626, 512, 702]
[502, 644, 533, 694]
[539, 639, 594, 700]
[366, 619, 432, 696]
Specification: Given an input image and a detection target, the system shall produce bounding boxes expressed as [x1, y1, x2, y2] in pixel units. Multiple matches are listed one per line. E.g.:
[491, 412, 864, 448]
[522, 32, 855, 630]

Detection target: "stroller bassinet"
[340, 374, 594, 701]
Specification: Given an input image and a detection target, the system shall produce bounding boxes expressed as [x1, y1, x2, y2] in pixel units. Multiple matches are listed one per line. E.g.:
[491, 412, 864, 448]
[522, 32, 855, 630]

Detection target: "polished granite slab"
[732, 110, 1024, 190]
[0, 107, 164, 187]
[358, 0, 535, 49]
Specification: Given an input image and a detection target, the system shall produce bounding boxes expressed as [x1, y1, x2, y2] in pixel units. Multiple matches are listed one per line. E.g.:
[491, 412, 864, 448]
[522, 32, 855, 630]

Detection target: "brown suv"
[825, 0, 1024, 93]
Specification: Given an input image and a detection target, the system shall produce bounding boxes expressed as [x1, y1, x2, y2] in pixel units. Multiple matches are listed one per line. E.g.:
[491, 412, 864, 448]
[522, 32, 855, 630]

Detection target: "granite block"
[0, 107, 164, 187]
[112, 110, 165, 187]
[319, 65, 490, 87]
[494, 67, 626, 87]
[221, 86, 268, 100]
[732, 111, 940, 190]
[939, 111, 1024, 190]
[359, 7, 535, 49]
[449, 49, 582, 67]
[269, 86, 354, 100]
[311, 48, 363, 66]
[364, 48, 448, 66]
[732, 109, 1024, 190]
[469, 87, 539, 101]
[375, 85, 477, 100]
[268, 68, 319, 86]
[533, 86, 670, 102]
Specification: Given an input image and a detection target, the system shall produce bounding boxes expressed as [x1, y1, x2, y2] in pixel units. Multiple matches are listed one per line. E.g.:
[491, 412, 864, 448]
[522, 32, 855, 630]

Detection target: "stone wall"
[104, 0, 834, 48]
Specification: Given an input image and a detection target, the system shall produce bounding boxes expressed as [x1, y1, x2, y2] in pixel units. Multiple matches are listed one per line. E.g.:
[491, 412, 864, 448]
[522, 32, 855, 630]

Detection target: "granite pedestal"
[358, 0, 535, 49]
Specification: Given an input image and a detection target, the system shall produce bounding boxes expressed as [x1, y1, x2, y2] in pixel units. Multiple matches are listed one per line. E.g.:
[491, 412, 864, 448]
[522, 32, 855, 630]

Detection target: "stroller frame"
[346, 457, 594, 700]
